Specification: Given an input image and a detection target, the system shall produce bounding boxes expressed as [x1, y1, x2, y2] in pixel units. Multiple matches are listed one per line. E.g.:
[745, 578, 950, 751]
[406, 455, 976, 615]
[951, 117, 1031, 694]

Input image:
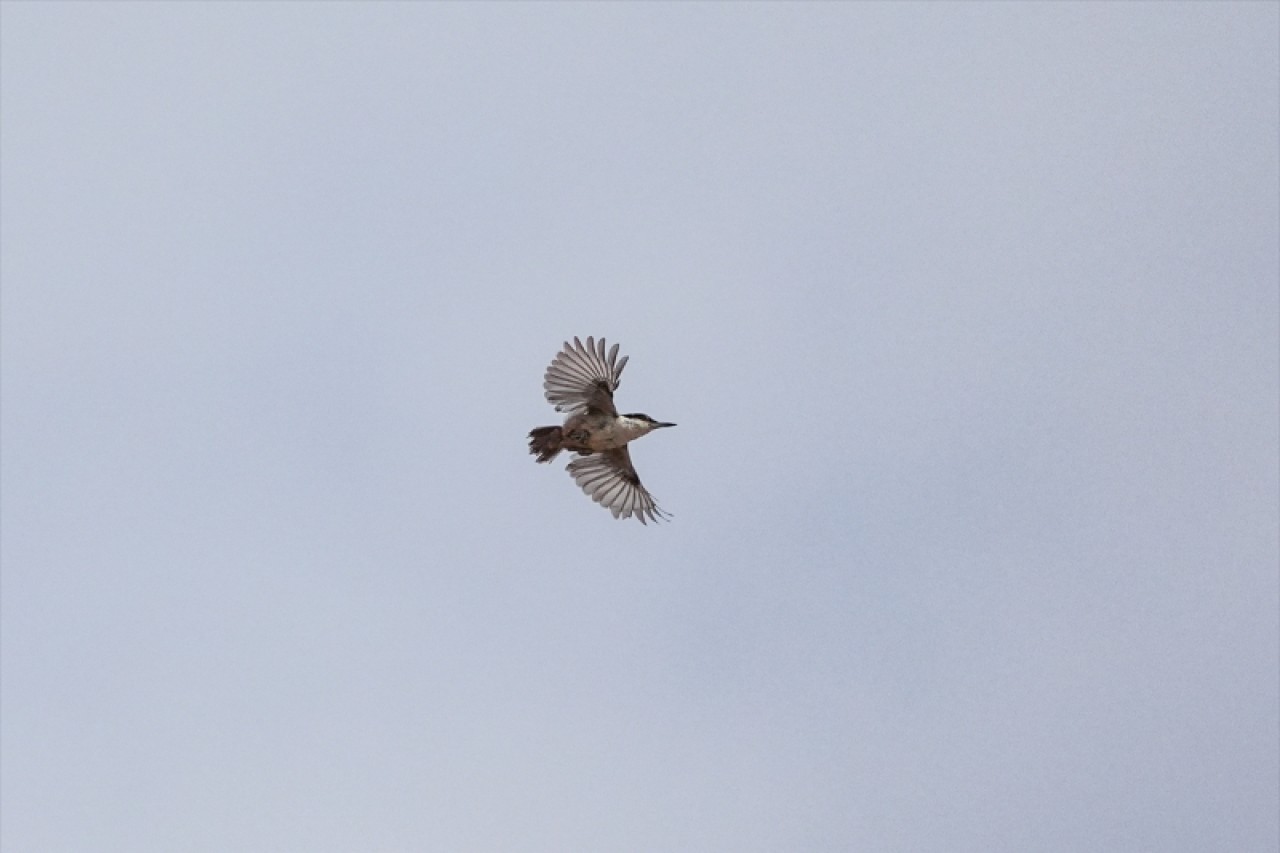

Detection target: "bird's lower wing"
[566, 447, 670, 525]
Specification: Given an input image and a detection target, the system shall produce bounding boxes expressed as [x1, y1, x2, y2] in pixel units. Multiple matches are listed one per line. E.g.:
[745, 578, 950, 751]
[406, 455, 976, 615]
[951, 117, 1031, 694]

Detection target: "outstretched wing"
[567, 447, 670, 525]
[543, 336, 628, 416]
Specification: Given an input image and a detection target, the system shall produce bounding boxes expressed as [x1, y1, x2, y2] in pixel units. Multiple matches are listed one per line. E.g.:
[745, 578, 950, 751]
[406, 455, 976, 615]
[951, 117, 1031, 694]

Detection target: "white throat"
[616, 416, 654, 440]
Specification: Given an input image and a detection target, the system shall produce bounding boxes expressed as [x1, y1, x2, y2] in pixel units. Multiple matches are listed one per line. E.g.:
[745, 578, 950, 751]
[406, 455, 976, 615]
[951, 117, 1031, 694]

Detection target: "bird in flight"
[528, 336, 675, 524]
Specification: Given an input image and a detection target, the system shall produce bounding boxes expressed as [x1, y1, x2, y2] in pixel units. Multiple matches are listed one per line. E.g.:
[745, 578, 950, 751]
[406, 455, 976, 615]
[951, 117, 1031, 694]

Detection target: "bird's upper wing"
[566, 447, 670, 525]
[543, 336, 628, 416]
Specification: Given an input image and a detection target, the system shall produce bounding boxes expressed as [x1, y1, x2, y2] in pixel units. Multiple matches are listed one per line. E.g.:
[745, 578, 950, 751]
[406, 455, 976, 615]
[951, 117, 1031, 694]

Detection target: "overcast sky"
[2, 3, 1277, 852]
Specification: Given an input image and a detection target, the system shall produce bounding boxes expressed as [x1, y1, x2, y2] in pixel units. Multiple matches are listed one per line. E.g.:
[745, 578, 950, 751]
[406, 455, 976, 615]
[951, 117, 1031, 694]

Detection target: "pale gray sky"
[2, 3, 1277, 851]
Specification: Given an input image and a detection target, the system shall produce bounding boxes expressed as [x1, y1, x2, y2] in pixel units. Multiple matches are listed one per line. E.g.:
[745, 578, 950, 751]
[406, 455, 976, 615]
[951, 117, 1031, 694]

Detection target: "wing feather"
[542, 336, 627, 416]
[566, 447, 670, 525]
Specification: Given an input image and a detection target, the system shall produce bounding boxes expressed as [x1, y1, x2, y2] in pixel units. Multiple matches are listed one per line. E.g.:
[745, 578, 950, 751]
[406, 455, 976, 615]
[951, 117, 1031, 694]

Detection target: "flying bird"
[528, 336, 675, 524]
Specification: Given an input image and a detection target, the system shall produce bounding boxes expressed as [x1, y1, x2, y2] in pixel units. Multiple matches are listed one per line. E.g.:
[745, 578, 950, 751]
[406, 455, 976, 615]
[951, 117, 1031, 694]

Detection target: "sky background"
[2, 3, 1277, 851]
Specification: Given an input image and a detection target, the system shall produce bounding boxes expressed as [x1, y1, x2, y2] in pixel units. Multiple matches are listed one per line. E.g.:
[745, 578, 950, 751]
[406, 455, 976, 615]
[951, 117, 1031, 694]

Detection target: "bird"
[528, 336, 675, 524]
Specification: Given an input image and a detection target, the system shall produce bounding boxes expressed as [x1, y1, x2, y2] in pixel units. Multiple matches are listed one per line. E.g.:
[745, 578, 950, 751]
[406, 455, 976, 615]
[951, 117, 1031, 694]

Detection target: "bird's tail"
[528, 426, 563, 463]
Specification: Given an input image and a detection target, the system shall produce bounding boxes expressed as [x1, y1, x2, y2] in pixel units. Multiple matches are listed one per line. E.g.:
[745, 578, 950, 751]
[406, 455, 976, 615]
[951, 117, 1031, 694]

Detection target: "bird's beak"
[656, 422, 676, 428]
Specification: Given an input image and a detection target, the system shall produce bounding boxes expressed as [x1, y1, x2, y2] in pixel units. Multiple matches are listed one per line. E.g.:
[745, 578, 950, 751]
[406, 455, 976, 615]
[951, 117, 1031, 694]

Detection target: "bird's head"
[622, 413, 677, 432]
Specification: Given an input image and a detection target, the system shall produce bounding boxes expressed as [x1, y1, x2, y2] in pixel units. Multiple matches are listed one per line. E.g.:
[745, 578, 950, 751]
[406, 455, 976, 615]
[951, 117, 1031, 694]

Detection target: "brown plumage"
[528, 336, 675, 524]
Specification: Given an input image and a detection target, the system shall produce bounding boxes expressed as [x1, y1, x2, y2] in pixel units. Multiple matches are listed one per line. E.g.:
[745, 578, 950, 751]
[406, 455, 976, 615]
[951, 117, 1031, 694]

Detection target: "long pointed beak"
[656, 422, 676, 428]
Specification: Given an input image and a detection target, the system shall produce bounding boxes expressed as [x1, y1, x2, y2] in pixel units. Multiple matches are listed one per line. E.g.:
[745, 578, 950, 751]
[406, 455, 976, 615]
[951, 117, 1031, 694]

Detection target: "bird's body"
[528, 337, 675, 524]
[561, 412, 663, 453]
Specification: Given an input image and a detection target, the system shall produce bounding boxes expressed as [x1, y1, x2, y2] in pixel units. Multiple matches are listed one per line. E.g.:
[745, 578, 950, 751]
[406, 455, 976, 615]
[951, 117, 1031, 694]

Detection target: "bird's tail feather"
[528, 426, 563, 463]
